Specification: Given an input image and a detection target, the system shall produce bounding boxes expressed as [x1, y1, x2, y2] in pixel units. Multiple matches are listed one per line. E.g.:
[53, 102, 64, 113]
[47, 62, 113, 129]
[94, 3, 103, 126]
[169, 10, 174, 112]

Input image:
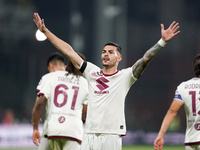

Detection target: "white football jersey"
[37, 71, 88, 143]
[82, 62, 137, 135]
[174, 77, 200, 145]
[36, 74, 50, 138]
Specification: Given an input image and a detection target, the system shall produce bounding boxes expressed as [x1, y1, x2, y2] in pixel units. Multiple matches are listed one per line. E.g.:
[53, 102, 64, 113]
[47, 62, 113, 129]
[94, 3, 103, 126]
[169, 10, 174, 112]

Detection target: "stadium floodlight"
[35, 29, 47, 41]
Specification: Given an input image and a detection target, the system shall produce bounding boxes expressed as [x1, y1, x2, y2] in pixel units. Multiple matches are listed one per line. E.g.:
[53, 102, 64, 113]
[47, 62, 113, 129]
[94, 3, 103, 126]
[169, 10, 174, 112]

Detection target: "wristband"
[158, 38, 167, 47]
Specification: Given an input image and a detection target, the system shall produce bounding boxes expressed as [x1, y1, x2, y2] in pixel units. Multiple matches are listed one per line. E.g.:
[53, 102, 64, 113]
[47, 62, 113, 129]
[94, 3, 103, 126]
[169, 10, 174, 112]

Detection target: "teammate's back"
[39, 70, 88, 142]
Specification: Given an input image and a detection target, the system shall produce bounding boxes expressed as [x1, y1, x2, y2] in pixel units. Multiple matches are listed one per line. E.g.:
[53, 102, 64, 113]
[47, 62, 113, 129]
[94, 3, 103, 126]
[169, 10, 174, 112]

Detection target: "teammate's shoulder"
[177, 78, 196, 87]
[45, 71, 67, 78]
[120, 67, 132, 71]
[181, 78, 197, 83]
[79, 75, 87, 81]
[78, 76, 88, 86]
[178, 80, 188, 87]
[118, 67, 133, 76]
[86, 61, 100, 70]
[52, 70, 67, 75]
[40, 72, 52, 79]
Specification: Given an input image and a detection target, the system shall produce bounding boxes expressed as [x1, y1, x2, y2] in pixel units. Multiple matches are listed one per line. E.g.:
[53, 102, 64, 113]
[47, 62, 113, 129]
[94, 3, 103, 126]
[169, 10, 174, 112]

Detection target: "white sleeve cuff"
[158, 38, 167, 47]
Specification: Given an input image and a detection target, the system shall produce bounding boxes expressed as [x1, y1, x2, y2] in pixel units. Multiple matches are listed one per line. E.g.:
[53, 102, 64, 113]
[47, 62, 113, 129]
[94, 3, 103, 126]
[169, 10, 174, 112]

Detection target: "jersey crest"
[96, 77, 109, 91]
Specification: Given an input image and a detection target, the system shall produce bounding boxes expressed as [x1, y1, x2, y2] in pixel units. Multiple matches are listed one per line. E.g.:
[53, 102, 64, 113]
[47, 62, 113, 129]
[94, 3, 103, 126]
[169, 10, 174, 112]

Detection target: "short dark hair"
[104, 42, 122, 56]
[66, 52, 86, 77]
[47, 52, 65, 67]
[193, 54, 200, 77]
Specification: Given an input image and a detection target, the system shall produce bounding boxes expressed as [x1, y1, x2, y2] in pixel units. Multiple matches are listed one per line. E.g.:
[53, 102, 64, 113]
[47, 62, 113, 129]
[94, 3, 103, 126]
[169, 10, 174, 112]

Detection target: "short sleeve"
[173, 90, 183, 101]
[82, 62, 100, 80]
[83, 96, 88, 105]
[36, 74, 49, 94]
[37, 74, 51, 99]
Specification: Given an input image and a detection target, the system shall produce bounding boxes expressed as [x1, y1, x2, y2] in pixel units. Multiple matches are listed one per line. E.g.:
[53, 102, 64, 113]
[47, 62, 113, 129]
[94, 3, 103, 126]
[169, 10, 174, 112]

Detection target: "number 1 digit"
[189, 91, 196, 116]
[71, 86, 79, 110]
[54, 84, 79, 110]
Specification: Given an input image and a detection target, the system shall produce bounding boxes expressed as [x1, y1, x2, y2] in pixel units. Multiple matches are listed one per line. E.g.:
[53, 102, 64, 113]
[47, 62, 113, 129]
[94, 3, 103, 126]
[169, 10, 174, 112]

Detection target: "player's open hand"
[154, 136, 164, 150]
[32, 129, 41, 146]
[161, 21, 180, 42]
[33, 13, 47, 33]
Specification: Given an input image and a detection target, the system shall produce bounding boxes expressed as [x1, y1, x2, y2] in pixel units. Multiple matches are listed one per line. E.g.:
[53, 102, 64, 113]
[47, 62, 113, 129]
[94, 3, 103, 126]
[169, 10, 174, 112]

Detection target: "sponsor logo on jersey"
[91, 71, 103, 78]
[58, 116, 65, 123]
[94, 91, 109, 94]
[194, 123, 200, 131]
[94, 77, 109, 94]
[91, 72, 99, 78]
[91, 71, 109, 94]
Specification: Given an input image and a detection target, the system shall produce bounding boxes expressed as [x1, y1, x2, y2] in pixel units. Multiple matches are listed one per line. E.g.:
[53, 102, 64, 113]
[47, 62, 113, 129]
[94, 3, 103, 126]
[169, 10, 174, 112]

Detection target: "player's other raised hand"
[33, 13, 47, 33]
[161, 21, 180, 43]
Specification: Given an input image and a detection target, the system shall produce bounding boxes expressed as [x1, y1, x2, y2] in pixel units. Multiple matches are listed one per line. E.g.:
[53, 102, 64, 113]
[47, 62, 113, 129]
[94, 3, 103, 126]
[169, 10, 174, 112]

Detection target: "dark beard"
[102, 63, 112, 69]
[103, 64, 109, 67]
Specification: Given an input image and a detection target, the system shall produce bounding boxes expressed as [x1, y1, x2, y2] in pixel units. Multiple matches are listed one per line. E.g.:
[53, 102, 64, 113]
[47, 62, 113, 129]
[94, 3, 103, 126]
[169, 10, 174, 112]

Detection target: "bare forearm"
[33, 12, 81, 67]
[132, 20, 180, 78]
[33, 102, 44, 130]
[44, 29, 73, 57]
[32, 107, 35, 118]
[31, 107, 36, 125]
[82, 104, 87, 123]
[132, 43, 163, 78]
[32, 97, 39, 117]
[158, 110, 177, 137]
[44, 29, 82, 69]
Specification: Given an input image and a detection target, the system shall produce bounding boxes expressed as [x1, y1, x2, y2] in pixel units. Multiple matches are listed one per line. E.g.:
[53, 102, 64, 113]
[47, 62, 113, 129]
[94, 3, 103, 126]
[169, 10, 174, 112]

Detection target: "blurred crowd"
[0, 107, 31, 125]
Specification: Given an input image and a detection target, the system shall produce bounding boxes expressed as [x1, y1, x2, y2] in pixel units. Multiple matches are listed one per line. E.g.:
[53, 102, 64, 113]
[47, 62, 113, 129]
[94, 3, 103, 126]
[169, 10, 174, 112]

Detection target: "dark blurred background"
[0, 0, 200, 133]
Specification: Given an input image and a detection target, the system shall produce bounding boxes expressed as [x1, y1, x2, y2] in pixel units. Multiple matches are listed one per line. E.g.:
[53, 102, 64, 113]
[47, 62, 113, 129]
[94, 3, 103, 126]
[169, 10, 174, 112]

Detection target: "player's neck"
[102, 66, 118, 75]
[54, 66, 65, 72]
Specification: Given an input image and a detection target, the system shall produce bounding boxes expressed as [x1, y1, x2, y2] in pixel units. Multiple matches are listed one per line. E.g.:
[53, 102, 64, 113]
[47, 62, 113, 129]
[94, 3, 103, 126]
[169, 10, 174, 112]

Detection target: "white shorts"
[38, 137, 51, 150]
[185, 144, 200, 150]
[81, 133, 122, 150]
[49, 138, 80, 150]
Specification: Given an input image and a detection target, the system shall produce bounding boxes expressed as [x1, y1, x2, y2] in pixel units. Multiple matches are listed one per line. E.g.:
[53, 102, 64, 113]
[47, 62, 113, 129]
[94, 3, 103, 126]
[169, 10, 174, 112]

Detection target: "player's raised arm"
[33, 13, 83, 70]
[132, 21, 180, 79]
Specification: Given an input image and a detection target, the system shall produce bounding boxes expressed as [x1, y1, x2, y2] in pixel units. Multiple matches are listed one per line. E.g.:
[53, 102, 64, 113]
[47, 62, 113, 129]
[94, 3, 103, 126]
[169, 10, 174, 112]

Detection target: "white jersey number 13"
[189, 91, 200, 116]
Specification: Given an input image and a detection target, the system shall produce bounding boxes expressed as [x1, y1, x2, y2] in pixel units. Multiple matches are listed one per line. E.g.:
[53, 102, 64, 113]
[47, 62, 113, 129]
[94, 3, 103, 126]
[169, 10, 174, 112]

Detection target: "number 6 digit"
[54, 84, 68, 107]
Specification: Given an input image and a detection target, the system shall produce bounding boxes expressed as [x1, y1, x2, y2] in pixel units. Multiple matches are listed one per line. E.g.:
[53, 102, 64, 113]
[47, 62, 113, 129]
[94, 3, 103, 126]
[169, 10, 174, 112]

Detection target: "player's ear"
[64, 65, 67, 70]
[48, 63, 54, 72]
[117, 56, 122, 62]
